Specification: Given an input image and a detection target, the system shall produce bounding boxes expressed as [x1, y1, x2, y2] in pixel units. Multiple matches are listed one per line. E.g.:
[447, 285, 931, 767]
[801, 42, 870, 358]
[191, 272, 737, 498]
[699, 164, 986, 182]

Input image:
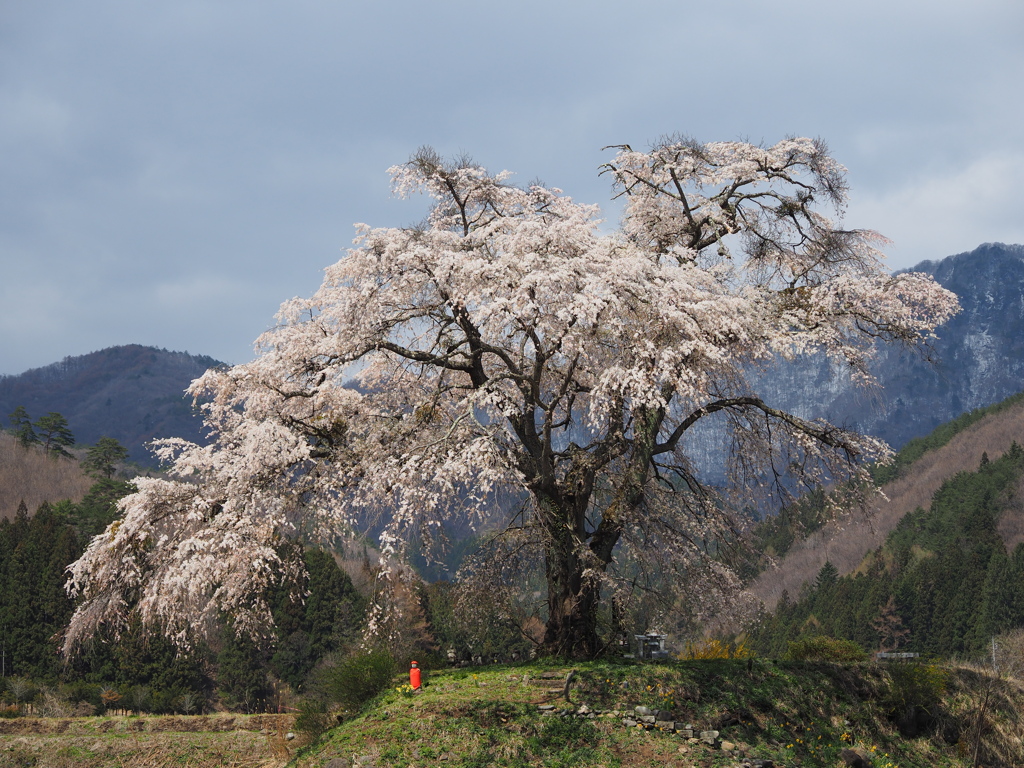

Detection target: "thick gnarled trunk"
[535, 485, 605, 658]
[542, 527, 603, 658]
[539, 407, 663, 658]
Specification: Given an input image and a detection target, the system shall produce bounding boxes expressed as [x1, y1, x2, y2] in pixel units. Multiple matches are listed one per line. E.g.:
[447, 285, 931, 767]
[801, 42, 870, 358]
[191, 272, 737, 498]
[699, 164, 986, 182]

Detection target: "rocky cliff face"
[683, 243, 1024, 484]
[764, 242, 1024, 453]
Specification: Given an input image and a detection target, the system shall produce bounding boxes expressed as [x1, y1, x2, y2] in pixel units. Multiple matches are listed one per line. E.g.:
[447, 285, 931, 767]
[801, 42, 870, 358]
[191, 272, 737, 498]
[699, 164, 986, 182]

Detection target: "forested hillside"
[0, 481, 365, 713]
[750, 440, 1024, 661]
[748, 391, 1024, 610]
[0, 345, 220, 464]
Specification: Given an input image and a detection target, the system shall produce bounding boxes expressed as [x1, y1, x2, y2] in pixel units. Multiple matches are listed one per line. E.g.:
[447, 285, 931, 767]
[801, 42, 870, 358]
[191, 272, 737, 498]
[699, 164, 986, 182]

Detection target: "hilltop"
[296, 658, 1021, 768]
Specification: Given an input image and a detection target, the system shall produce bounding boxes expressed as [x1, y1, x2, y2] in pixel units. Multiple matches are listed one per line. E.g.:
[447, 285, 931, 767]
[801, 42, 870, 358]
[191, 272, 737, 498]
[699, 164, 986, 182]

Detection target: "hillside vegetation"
[0, 345, 220, 464]
[751, 444, 1024, 661]
[749, 392, 1024, 610]
[0, 432, 92, 520]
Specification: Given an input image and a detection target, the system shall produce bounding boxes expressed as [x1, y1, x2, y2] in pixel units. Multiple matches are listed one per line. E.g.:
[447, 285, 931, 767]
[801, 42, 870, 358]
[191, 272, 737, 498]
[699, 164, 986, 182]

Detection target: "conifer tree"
[33, 412, 75, 459]
[81, 437, 129, 479]
[7, 407, 37, 448]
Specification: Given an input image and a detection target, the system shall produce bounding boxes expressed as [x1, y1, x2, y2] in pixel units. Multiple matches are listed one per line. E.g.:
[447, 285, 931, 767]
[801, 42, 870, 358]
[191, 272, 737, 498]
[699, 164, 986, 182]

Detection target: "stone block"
[840, 748, 872, 768]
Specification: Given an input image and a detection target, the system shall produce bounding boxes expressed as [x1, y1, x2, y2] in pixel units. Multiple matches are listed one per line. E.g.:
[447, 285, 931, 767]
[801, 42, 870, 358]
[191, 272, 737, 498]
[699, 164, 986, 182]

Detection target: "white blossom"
[64, 140, 958, 658]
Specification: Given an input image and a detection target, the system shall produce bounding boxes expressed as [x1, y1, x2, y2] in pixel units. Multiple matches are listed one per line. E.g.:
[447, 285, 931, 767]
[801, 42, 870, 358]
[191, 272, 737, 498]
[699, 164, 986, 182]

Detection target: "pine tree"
[33, 412, 75, 458]
[81, 437, 129, 479]
[7, 407, 38, 448]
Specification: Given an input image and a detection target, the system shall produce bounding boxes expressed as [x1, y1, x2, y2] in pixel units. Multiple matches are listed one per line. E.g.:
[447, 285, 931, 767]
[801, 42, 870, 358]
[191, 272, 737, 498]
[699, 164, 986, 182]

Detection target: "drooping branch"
[63, 139, 958, 662]
[654, 396, 860, 459]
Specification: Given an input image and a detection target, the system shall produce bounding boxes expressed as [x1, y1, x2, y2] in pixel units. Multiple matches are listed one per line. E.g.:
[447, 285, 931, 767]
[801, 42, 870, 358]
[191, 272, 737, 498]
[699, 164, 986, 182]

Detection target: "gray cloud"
[2, 0, 1022, 374]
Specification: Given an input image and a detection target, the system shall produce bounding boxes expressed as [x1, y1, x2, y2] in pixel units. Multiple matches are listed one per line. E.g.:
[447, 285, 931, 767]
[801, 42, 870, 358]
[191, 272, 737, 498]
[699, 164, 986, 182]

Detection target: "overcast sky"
[2, 0, 1022, 376]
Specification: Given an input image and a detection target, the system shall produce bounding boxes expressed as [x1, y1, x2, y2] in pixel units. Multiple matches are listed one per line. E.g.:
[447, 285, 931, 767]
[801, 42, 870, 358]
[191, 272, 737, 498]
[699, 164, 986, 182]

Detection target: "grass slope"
[0, 433, 92, 520]
[297, 659, 1023, 768]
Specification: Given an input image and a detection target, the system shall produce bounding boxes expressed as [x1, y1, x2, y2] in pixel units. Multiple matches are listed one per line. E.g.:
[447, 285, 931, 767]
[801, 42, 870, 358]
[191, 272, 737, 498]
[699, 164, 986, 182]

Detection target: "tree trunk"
[542, 535, 603, 658]
[538, 406, 664, 658]
[538, 488, 604, 659]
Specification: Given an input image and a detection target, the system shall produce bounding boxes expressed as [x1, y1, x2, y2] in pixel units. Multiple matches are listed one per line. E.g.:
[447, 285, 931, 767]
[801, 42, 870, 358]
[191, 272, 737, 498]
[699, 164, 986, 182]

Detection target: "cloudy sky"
[2, 0, 1022, 376]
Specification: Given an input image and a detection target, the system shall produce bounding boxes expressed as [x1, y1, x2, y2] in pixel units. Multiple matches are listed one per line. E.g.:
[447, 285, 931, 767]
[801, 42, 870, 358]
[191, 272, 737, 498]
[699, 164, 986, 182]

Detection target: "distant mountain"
[756, 242, 1024, 453]
[0, 345, 222, 464]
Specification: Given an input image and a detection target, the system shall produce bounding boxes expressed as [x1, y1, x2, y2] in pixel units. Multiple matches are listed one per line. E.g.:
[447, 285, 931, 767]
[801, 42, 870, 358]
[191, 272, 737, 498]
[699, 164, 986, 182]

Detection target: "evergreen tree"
[974, 548, 1011, 648]
[814, 560, 839, 593]
[33, 412, 75, 458]
[7, 406, 38, 448]
[81, 437, 130, 479]
[217, 634, 271, 713]
[70, 479, 135, 538]
[268, 546, 365, 690]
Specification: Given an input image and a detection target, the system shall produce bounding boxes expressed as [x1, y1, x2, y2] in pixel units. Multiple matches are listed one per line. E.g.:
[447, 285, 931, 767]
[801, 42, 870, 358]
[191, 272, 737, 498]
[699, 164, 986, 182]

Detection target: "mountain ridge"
[0, 344, 222, 464]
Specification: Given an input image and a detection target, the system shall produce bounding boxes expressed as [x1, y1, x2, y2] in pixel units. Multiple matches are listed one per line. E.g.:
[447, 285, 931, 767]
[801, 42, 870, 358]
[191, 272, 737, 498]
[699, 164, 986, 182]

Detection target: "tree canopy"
[65, 137, 959, 658]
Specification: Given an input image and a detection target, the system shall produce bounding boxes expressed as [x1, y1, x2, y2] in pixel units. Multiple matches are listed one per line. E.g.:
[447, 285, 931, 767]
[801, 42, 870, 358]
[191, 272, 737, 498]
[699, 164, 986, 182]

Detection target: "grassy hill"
[293, 658, 1021, 768]
[3, 659, 1020, 767]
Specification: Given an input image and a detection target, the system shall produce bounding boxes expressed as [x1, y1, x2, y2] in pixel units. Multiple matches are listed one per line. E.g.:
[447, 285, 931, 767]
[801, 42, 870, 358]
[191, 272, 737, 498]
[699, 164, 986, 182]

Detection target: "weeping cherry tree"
[65, 137, 958, 659]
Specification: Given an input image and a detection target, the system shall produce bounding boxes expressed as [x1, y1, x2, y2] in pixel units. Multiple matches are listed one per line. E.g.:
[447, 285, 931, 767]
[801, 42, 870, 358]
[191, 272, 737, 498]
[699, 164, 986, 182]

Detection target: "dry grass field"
[0, 713, 298, 768]
[0, 433, 93, 520]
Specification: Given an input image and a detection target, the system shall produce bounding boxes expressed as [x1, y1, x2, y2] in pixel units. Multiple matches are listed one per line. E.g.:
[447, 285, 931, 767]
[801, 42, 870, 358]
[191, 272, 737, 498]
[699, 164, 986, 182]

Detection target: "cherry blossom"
[65, 139, 959, 658]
